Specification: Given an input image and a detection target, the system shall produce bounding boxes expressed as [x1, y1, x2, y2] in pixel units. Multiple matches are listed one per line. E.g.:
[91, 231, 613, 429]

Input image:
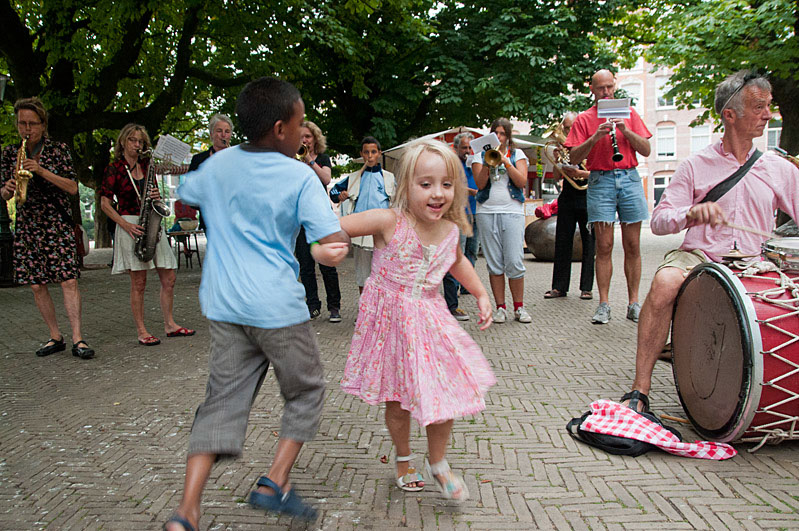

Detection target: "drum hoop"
[672, 262, 764, 442]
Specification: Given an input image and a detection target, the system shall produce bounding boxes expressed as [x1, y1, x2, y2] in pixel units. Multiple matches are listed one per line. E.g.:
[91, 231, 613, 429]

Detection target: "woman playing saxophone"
[0, 97, 95, 359]
[99, 123, 194, 346]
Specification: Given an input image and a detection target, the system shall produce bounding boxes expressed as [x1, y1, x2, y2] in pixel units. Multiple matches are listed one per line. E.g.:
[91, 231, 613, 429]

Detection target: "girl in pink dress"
[340, 140, 496, 501]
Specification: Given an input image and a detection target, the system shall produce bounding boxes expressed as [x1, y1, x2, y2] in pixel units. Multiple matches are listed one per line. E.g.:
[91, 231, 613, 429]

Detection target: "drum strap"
[699, 149, 762, 204]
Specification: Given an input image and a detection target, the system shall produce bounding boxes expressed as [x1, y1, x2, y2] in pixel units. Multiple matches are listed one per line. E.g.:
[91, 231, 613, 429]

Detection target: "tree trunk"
[771, 76, 799, 227]
[771, 76, 799, 156]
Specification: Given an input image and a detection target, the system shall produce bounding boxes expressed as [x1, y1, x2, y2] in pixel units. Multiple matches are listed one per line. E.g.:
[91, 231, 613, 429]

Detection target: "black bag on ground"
[566, 410, 681, 457]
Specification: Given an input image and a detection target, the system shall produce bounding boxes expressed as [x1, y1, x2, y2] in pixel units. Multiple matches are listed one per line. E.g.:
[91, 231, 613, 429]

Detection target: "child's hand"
[311, 241, 349, 267]
[476, 294, 493, 330]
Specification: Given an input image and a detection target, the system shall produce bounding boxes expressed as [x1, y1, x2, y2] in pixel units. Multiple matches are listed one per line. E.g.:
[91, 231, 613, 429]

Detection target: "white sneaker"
[493, 307, 508, 323]
[515, 306, 532, 323]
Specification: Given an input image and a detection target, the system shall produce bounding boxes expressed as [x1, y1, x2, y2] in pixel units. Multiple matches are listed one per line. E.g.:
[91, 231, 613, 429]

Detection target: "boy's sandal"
[425, 458, 469, 501]
[248, 476, 318, 521]
[580, 291, 593, 300]
[395, 454, 424, 492]
[163, 513, 196, 531]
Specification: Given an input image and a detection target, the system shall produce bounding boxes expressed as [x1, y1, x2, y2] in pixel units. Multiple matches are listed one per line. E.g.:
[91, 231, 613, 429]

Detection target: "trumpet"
[296, 144, 308, 160]
[14, 135, 33, 206]
[483, 148, 503, 168]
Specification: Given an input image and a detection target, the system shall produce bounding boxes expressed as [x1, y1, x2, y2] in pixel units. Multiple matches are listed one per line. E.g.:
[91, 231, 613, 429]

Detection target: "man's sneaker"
[626, 302, 641, 323]
[514, 306, 532, 323]
[309, 308, 321, 320]
[329, 309, 342, 323]
[451, 308, 470, 321]
[591, 302, 611, 324]
[493, 307, 508, 323]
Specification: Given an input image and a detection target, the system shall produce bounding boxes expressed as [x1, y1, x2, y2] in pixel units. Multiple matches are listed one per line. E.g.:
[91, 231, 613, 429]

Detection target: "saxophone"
[542, 122, 588, 191]
[14, 136, 33, 205]
[133, 150, 173, 262]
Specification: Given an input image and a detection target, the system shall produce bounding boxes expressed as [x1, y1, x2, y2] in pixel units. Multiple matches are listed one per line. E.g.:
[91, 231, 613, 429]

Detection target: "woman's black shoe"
[36, 337, 66, 357]
[72, 341, 95, 360]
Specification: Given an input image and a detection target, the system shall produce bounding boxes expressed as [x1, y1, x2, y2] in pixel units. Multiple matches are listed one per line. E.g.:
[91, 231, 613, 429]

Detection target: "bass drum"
[671, 262, 799, 443]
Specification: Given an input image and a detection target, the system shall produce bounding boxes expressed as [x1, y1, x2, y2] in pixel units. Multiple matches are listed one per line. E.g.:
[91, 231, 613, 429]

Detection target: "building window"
[656, 77, 675, 109]
[768, 119, 783, 151]
[620, 81, 643, 114]
[657, 126, 676, 159]
[690, 124, 711, 153]
[653, 171, 673, 205]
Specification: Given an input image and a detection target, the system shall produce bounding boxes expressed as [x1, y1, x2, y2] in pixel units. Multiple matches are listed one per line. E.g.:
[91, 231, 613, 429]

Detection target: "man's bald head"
[589, 69, 616, 102]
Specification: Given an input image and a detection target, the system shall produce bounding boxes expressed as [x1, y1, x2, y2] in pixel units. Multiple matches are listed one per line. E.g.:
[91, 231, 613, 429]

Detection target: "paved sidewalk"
[2, 228, 799, 530]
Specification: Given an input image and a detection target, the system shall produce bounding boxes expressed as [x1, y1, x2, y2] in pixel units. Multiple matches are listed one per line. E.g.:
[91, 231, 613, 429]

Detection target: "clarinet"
[610, 122, 623, 163]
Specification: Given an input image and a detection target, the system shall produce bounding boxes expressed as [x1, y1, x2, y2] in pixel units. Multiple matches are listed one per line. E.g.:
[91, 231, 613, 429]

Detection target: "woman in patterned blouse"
[0, 97, 95, 359]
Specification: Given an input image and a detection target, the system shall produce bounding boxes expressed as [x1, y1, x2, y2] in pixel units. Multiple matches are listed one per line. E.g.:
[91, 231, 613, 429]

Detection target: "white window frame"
[768, 123, 782, 151]
[656, 126, 677, 160]
[690, 124, 712, 153]
[656, 77, 676, 109]
[620, 81, 643, 115]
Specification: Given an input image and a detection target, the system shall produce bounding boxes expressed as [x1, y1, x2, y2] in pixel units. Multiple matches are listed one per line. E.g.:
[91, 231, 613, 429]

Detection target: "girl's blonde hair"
[391, 139, 472, 235]
[114, 124, 151, 160]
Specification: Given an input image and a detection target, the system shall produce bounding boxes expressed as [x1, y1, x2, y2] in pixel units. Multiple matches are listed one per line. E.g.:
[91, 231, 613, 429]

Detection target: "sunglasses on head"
[721, 70, 764, 112]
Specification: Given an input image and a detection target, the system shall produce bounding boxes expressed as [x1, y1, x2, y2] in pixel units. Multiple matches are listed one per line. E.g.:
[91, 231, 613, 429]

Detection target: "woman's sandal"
[395, 454, 425, 492]
[425, 458, 469, 501]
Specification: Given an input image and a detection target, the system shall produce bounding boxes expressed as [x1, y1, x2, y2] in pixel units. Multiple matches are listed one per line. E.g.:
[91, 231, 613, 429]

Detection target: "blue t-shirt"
[462, 160, 477, 215]
[178, 145, 341, 329]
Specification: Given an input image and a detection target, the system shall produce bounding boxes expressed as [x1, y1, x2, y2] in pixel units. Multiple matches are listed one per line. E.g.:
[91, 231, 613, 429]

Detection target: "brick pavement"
[2, 228, 799, 530]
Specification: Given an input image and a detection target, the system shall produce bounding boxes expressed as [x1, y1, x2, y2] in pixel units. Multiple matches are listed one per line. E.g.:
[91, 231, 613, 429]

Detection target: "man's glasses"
[720, 71, 762, 112]
[17, 121, 42, 128]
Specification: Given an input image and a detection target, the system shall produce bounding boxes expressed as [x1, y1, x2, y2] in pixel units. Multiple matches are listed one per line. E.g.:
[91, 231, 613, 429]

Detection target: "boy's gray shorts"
[188, 320, 325, 459]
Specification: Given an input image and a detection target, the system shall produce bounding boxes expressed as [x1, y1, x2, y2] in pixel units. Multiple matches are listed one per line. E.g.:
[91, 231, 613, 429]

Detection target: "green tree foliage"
[301, 0, 619, 154]
[0, 0, 621, 237]
[605, 0, 799, 152]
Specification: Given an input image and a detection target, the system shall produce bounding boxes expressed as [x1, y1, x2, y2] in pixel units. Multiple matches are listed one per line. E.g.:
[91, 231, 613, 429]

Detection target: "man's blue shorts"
[586, 168, 649, 224]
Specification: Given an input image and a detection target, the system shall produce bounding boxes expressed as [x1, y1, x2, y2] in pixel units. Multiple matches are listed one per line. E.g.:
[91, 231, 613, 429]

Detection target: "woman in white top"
[471, 118, 532, 323]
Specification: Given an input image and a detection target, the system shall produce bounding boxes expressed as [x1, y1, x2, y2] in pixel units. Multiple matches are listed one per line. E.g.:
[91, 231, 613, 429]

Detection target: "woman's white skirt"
[112, 215, 177, 274]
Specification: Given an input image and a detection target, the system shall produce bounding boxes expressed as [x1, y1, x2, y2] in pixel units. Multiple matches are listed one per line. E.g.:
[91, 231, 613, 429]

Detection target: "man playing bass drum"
[620, 70, 799, 414]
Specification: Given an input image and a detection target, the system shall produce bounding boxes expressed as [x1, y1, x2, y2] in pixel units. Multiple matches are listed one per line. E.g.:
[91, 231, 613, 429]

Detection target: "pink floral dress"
[341, 210, 496, 426]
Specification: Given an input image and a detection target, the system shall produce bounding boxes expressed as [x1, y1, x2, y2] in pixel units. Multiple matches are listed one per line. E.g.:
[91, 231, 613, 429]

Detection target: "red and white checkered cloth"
[580, 399, 737, 460]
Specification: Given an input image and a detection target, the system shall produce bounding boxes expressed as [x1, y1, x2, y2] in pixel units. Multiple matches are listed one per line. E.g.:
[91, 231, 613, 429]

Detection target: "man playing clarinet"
[565, 69, 652, 325]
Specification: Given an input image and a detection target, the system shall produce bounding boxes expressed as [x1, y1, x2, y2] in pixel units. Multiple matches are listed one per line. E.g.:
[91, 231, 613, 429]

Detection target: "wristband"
[310, 241, 320, 249]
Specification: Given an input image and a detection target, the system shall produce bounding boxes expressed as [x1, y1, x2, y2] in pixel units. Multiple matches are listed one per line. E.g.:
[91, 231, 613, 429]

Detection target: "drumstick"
[723, 221, 776, 240]
[660, 414, 691, 425]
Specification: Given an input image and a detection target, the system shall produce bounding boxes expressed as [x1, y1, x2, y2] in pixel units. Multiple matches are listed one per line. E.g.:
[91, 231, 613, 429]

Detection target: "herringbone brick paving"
[2, 227, 799, 530]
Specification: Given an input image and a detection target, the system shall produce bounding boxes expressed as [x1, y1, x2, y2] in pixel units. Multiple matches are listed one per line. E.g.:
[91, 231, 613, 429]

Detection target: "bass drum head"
[671, 263, 762, 442]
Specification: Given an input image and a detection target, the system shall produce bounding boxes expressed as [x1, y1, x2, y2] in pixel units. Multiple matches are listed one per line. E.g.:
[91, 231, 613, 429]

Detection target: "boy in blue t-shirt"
[164, 78, 349, 531]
